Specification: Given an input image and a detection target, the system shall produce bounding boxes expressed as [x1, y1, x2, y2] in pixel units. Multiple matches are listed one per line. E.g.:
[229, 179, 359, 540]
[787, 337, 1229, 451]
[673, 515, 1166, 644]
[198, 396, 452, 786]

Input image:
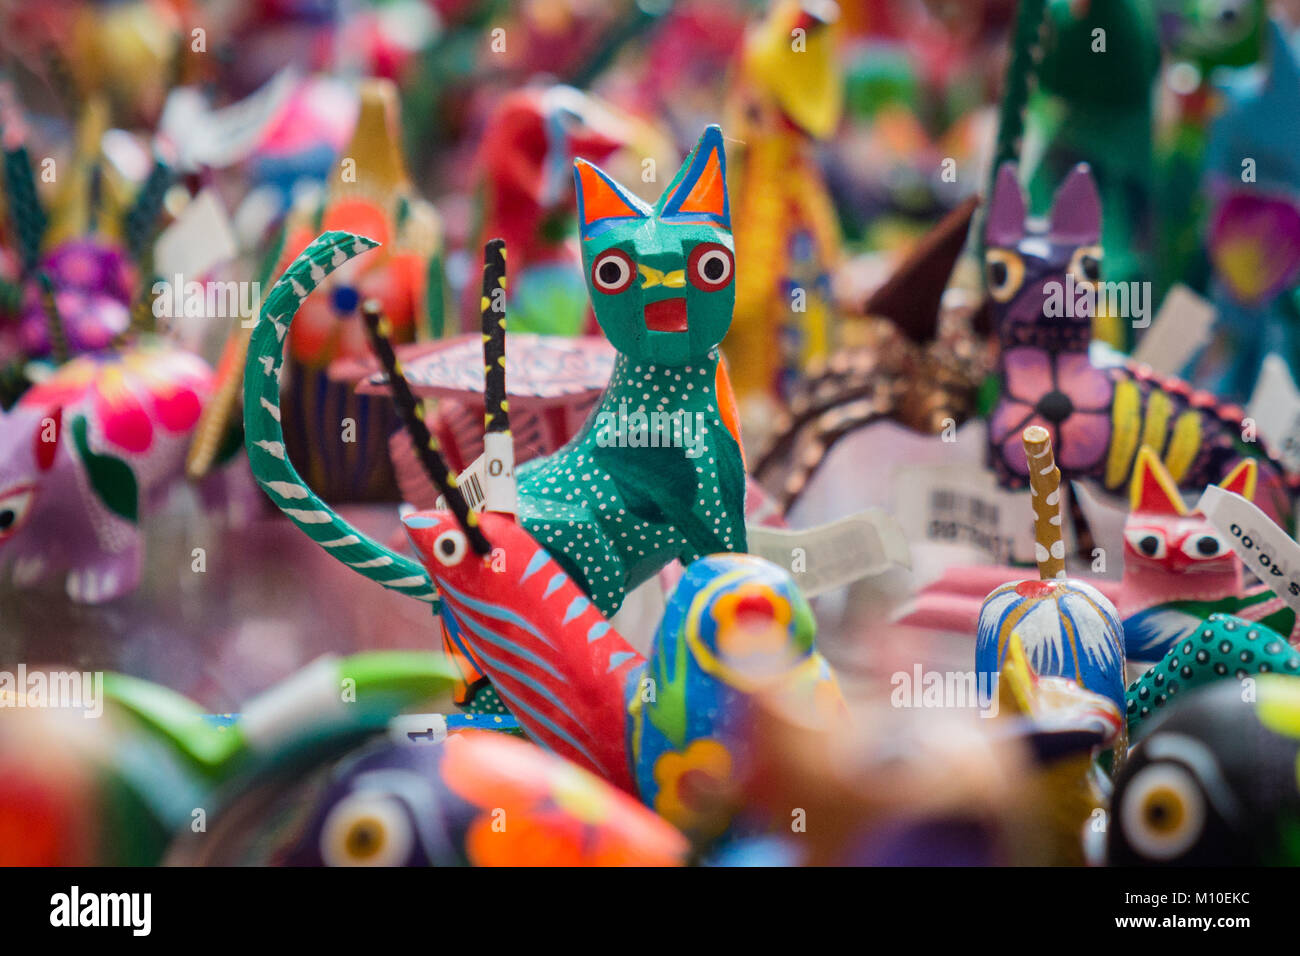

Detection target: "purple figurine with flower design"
[981, 161, 1295, 527]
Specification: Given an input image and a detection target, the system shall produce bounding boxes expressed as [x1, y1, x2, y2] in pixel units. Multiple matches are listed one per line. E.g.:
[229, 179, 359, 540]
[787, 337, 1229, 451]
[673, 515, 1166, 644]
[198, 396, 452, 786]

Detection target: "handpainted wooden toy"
[241, 126, 748, 622]
[245, 231, 837, 842]
[465, 84, 645, 338]
[0, 652, 460, 865]
[272, 732, 688, 867]
[1125, 613, 1300, 741]
[1108, 674, 1300, 865]
[998, 0, 1161, 303]
[191, 79, 444, 497]
[981, 161, 1294, 526]
[732, 630, 1119, 866]
[624, 552, 844, 841]
[1, 96, 171, 381]
[1150, 0, 1271, 301]
[517, 123, 748, 617]
[1191, 19, 1300, 402]
[975, 427, 1126, 713]
[994, 630, 1124, 865]
[751, 196, 988, 512]
[725, 0, 843, 422]
[1118, 448, 1297, 659]
[400, 504, 842, 839]
[903, 446, 1298, 659]
[0, 341, 212, 602]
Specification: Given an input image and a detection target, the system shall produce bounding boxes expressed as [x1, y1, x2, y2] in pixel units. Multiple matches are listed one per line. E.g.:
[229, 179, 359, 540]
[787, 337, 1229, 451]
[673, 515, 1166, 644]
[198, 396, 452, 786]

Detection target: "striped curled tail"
[243, 230, 437, 605]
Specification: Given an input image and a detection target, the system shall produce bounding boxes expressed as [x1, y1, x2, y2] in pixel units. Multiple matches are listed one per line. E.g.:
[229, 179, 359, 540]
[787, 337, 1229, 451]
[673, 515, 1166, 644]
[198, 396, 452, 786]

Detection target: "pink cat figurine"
[1117, 447, 1296, 659]
[900, 448, 1297, 660]
[0, 341, 213, 603]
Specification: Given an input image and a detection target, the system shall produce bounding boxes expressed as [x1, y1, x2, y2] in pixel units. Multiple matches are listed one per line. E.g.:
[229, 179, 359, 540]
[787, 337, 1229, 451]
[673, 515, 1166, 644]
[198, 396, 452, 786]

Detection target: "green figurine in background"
[996, 0, 1162, 349]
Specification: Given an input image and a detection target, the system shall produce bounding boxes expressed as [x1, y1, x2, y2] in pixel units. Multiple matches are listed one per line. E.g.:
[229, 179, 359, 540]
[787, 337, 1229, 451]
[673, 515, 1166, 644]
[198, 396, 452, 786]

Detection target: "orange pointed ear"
[656, 125, 729, 228]
[1129, 446, 1187, 516]
[1217, 459, 1258, 502]
[574, 160, 650, 240]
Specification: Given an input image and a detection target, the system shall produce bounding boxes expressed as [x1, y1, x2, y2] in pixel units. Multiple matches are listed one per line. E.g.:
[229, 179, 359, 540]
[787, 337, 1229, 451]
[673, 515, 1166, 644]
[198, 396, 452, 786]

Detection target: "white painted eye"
[1124, 528, 1167, 560]
[320, 793, 414, 867]
[433, 530, 468, 567]
[0, 485, 36, 542]
[1181, 532, 1228, 560]
[1120, 762, 1206, 861]
[591, 249, 635, 294]
[688, 243, 733, 291]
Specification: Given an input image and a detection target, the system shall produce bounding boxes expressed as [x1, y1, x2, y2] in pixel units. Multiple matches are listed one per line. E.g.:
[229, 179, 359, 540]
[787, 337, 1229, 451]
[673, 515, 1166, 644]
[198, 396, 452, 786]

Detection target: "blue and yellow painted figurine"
[628, 553, 843, 841]
[977, 426, 1127, 713]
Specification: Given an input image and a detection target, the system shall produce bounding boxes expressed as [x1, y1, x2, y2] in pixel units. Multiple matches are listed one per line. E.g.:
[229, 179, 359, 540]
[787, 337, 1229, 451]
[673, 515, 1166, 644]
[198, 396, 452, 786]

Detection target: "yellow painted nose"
[639, 265, 686, 289]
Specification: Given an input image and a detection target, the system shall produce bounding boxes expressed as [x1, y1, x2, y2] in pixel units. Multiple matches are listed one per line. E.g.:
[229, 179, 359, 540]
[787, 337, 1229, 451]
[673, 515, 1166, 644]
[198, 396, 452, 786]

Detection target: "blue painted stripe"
[607, 651, 637, 672]
[437, 578, 556, 649]
[563, 596, 590, 625]
[446, 713, 521, 732]
[470, 650, 604, 773]
[543, 572, 567, 600]
[519, 549, 550, 584]
[402, 514, 439, 529]
[452, 607, 569, 685]
[587, 621, 611, 643]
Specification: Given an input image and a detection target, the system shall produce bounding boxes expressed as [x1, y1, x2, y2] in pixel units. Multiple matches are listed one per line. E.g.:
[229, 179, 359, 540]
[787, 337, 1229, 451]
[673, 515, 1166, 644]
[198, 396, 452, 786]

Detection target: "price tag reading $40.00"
[1197, 484, 1300, 615]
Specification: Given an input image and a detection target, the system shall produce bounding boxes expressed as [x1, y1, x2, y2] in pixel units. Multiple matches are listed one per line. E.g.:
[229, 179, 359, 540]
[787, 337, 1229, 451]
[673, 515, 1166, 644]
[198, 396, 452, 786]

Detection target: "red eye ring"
[688, 243, 733, 291]
[591, 249, 636, 294]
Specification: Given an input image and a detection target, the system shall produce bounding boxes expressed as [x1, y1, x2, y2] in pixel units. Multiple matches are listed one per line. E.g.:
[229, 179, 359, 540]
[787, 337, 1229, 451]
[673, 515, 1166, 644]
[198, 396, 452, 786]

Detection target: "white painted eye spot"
[1181, 533, 1227, 560]
[1120, 762, 1206, 861]
[592, 249, 635, 294]
[688, 243, 733, 291]
[320, 793, 414, 867]
[434, 530, 468, 566]
[0, 486, 36, 541]
[1125, 528, 1167, 560]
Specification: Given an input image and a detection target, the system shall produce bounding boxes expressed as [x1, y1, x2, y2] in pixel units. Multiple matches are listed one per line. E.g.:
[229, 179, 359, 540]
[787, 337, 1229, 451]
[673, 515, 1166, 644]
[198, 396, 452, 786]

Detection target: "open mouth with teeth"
[644, 298, 688, 333]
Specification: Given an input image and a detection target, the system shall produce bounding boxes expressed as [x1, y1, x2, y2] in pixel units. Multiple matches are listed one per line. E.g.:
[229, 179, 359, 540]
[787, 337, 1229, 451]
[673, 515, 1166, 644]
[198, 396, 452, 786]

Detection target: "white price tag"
[746, 509, 911, 598]
[388, 713, 448, 746]
[153, 188, 239, 281]
[1197, 484, 1300, 615]
[893, 464, 1036, 566]
[1246, 354, 1300, 471]
[1132, 284, 1217, 375]
[435, 453, 489, 513]
[482, 431, 517, 515]
[434, 435, 516, 515]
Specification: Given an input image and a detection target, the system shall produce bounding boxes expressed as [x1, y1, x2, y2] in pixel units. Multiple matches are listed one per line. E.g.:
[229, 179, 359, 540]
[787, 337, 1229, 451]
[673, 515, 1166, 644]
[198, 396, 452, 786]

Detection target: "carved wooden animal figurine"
[982, 161, 1294, 525]
[0, 341, 212, 602]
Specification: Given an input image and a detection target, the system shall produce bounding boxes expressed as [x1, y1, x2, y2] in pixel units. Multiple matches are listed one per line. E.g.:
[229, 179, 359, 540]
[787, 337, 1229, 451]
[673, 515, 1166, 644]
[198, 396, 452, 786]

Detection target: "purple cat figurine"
[983, 162, 1294, 526]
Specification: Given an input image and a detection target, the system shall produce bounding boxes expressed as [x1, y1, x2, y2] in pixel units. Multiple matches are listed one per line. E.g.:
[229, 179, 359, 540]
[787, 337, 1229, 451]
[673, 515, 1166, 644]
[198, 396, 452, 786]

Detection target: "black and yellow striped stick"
[360, 299, 491, 555]
[481, 238, 509, 435]
[480, 239, 517, 515]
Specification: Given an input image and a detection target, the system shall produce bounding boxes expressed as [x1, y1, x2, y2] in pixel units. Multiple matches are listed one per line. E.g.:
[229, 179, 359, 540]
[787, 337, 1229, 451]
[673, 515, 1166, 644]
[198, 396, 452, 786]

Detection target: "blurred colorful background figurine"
[981, 161, 1294, 525]
[975, 427, 1127, 714]
[1190, 18, 1300, 401]
[12, 0, 1300, 873]
[1109, 675, 1300, 865]
[725, 0, 845, 435]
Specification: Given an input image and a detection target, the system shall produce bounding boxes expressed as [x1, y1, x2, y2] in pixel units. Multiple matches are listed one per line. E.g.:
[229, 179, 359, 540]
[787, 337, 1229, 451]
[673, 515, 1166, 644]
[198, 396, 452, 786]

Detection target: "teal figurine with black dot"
[1125, 612, 1300, 740]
